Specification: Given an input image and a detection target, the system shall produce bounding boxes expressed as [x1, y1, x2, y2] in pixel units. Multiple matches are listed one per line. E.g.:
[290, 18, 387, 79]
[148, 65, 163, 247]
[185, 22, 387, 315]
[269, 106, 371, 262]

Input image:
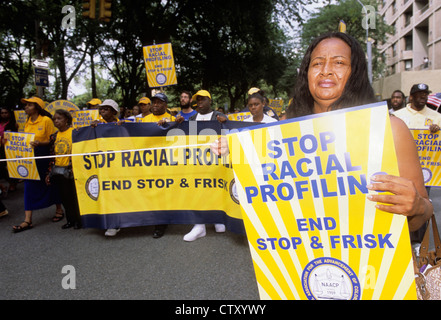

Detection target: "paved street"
[0, 181, 259, 300]
[2, 181, 441, 300]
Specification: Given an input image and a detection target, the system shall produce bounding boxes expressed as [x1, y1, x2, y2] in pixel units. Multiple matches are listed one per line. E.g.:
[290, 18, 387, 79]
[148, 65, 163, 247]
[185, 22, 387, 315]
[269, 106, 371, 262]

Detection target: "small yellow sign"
[14, 110, 27, 132]
[4, 132, 40, 180]
[143, 43, 177, 87]
[72, 109, 100, 129]
[227, 112, 252, 121]
[411, 129, 441, 187]
[45, 100, 79, 116]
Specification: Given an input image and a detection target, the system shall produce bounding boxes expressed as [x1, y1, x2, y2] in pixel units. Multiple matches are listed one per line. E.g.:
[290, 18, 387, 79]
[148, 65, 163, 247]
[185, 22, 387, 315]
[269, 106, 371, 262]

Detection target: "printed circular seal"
[85, 175, 99, 201]
[302, 257, 360, 300]
[17, 165, 29, 178]
[229, 178, 239, 204]
[156, 73, 167, 85]
[422, 168, 432, 184]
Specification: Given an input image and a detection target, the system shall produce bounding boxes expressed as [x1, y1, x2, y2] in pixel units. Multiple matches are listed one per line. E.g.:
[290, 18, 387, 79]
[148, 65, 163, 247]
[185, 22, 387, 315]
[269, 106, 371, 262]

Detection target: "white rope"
[0, 143, 214, 162]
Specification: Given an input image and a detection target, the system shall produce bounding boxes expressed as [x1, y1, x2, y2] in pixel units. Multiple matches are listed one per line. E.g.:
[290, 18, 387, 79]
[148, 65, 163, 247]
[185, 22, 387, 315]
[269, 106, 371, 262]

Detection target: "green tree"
[299, 0, 393, 80]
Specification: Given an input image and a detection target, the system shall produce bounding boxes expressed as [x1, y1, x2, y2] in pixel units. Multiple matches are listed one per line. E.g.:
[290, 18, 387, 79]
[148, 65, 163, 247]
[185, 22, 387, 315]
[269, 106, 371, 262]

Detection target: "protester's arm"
[367, 116, 433, 231]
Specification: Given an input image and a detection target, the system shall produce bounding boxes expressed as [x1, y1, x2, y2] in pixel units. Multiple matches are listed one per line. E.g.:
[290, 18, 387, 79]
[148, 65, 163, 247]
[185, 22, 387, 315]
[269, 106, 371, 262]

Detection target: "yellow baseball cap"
[192, 90, 211, 101]
[248, 87, 260, 95]
[138, 97, 151, 105]
[21, 96, 45, 109]
[87, 98, 102, 106]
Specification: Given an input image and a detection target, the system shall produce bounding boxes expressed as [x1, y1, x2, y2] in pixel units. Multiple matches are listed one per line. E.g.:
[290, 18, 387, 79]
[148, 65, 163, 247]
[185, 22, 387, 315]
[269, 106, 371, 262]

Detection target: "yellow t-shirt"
[54, 128, 73, 167]
[141, 113, 175, 123]
[24, 115, 56, 143]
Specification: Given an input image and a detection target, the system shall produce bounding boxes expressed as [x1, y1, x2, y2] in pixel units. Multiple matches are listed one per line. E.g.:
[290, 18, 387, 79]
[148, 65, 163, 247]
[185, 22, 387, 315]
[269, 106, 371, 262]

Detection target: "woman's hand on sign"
[367, 174, 429, 220]
[211, 137, 229, 156]
[30, 140, 40, 148]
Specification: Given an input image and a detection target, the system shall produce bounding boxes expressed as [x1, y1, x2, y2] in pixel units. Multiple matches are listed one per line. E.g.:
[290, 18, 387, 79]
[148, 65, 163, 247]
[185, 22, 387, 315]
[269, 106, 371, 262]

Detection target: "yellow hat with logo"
[21, 96, 45, 109]
[138, 97, 151, 105]
[192, 90, 211, 101]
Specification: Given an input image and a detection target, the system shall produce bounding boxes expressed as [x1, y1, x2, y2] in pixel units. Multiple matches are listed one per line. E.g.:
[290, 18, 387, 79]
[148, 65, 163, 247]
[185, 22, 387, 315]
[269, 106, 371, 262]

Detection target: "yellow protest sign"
[268, 99, 284, 116]
[72, 110, 100, 129]
[143, 43, 177, 87]
[228, 103, 416, 300]
[45, 100, 79, 116]
[14, 110, 27, 132]
[411, 129, 441, 187]
[72, 122, 243, 231]
[227, 112, 251, 121]
[4, 132, 40, 180]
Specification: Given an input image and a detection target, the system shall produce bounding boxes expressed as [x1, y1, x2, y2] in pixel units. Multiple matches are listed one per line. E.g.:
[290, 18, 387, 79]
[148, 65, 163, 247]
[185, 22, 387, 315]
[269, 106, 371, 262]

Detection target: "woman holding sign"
[46, 109, 81, 230]
[12, 97, 63, 233]
[285, 32, 432, 232]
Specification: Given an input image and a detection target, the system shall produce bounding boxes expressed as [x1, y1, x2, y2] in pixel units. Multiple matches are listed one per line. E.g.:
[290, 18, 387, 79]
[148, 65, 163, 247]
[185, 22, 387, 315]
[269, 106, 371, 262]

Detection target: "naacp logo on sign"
[156, 73, 167, 85]
[86, 175, 99, 201]
[229, 178, 240, 205]
[422, 168, 432, 184]
[302, 257, 361, 300]
[17, 165, 29, 178]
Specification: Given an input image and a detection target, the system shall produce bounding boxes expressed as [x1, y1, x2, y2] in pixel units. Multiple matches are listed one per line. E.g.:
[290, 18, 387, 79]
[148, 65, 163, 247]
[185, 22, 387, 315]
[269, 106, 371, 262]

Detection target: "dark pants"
[0, 198, 6, 212]
[51, 175, 81, 225]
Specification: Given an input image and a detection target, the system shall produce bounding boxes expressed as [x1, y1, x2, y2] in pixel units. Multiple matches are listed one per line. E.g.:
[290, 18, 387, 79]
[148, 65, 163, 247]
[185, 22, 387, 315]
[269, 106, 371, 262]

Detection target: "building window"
[404, 35, 412, 50]
[404, 11, 412, 27]
[405, 60, 412, 70]
[393, 42, 397, 56]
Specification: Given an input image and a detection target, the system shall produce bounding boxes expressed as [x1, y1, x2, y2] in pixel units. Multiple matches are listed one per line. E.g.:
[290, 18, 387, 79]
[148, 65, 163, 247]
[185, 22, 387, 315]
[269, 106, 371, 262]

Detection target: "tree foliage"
[299, 0, 393, 80]
[0, 0, 319, 109]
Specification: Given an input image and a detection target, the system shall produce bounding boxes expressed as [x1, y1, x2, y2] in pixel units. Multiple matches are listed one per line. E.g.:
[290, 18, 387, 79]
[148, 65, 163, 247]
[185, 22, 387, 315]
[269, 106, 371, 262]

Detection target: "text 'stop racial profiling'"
[228, 103, 417, 300]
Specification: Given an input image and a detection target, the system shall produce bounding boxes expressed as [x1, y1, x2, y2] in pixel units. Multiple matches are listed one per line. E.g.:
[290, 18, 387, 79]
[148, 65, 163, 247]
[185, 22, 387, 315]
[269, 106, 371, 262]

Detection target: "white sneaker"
[105, 228, 120, 236]
[183, 224, 206, 241]
[214, 224, 225, 233]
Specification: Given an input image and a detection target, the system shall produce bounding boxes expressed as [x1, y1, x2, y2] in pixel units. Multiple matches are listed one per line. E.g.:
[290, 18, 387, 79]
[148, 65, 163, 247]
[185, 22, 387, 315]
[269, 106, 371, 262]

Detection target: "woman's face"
[308, 38, 352, 112]
[247, 97, 264, 118]
[1, 109, 10, 120]
[99, 106, 117, 122]
[24, 103, 38, 116]
[53, 113, 68, 130]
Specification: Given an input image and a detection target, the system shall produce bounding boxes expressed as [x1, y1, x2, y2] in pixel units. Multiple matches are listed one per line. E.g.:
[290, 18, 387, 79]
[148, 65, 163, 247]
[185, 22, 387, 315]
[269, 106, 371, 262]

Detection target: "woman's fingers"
[367, 174, 420, 216]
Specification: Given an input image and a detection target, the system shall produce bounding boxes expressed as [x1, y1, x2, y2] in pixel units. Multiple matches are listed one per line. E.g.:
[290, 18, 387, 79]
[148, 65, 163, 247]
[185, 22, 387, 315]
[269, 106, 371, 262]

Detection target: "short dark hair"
[391, 90, 406, 99]
[248, 92, 265, 103]
[286, 32, 376, 119]
[54, 109, 73, 126]
[180, 91, 192, 98]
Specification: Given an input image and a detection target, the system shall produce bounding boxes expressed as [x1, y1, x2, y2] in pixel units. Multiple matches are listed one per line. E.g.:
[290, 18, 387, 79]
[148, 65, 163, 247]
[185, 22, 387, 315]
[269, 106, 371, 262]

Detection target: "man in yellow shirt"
[142, 93, 175, 123]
